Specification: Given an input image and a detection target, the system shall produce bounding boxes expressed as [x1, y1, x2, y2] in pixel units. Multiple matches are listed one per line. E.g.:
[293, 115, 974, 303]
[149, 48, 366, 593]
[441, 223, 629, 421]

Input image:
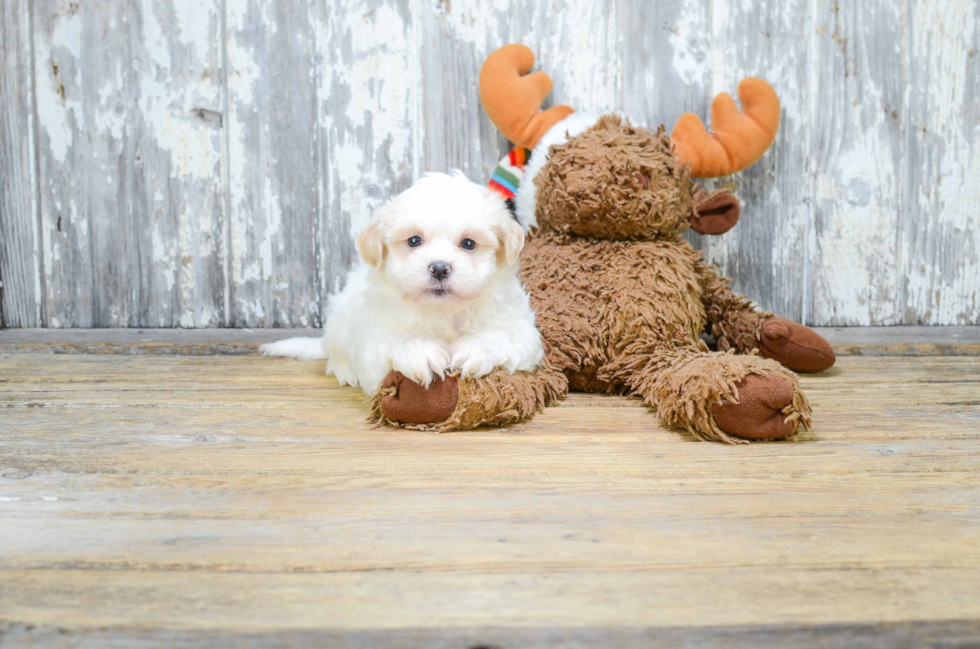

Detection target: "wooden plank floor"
[1, 333, 979, 647]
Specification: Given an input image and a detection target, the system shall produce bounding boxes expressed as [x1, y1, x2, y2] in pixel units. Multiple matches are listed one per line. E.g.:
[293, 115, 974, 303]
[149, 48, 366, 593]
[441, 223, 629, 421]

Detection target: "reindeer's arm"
[696, 261, 771, 354]
[696, 261, 836, 372]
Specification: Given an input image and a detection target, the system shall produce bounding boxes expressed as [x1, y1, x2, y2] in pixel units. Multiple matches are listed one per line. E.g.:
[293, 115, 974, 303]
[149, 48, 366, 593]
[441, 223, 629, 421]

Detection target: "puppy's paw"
[392, 339, 450, 387]
[449, 336, 497, 379]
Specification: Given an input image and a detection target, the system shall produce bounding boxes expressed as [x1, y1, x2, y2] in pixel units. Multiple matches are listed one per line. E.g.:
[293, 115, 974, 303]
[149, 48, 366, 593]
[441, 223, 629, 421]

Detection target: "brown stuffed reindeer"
[371, 44, 835, 443]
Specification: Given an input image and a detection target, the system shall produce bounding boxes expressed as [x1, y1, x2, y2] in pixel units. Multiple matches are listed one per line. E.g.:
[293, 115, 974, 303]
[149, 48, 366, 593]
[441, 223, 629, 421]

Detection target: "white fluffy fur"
[261, 171, 544, 397]
[514, 112, 600, 232]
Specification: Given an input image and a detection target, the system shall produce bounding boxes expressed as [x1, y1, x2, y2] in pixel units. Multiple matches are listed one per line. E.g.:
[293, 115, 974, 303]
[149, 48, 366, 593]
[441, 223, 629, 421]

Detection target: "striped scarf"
[488, 147, 531, 199]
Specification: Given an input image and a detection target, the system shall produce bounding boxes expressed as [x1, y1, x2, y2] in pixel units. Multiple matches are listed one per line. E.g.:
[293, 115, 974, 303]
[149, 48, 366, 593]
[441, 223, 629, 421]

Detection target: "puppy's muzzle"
[428, 261, 452, 281]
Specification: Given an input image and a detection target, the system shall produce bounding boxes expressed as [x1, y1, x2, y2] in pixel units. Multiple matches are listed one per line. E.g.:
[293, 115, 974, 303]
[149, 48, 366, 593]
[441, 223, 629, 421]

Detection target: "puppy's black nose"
[428, 261, 451, 280]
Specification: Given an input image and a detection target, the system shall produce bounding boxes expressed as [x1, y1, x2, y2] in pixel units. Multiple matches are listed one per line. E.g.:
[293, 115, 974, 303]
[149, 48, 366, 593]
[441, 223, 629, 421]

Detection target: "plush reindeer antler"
[671, 79, 780, 178]
[479, 44, 575, 149]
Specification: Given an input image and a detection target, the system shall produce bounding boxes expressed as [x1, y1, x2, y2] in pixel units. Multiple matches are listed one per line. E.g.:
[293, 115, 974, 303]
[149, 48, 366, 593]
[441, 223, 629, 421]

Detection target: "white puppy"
[260, 171, 544, 396]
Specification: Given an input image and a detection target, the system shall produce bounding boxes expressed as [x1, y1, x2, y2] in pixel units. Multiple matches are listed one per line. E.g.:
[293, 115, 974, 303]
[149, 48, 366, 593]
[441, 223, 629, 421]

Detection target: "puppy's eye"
[460, 238, 476, 251]
[407, 236, 422, 248]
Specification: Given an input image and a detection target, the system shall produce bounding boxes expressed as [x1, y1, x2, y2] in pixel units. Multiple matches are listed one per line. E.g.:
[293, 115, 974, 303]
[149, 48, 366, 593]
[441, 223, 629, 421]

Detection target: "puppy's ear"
[494, 217, 525, 266]
[356, 216, 387, 269]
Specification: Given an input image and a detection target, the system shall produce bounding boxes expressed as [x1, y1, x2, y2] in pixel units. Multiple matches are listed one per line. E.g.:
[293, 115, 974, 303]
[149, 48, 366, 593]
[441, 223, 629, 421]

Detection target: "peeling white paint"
[672, 2, 708, 85]
[817, 128, 902, 325]
[10, 0, 979, 328]
[153, 114, 220, 180]
[806, 0, 910, 326]
[172, 0, 212, 47]
[905, 0, 979, 325]
[153, 226, 178, 293]
[34, 10, 83, 164]
[95, 77, 125, 140]
[225, 38, 260, 107]
[226, 2, 268, 324]
[320, 0, 419, 252]
[542, 0, 620, 113]
[139, 1, 221, 181]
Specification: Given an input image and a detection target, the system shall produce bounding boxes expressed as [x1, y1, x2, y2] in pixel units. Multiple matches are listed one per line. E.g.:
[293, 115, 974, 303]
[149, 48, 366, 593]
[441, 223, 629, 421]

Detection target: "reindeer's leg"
[618, 340, 812, 443]
[369, 364, 568, 432]
[698, 263, 835, 373]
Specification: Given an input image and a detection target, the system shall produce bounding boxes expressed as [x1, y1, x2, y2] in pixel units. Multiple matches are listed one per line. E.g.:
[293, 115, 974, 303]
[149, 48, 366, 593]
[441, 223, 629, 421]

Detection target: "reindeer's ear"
[690, 190, 740, 235]
[494, 217, 525, 266]
[356, 216, 387, 268]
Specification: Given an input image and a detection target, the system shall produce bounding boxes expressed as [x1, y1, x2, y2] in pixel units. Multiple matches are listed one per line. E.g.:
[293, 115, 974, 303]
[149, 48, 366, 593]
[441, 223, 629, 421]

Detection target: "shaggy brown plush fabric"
[536, 117, 694, 240]
[700, 271, 773, 355]
[518, 231, 811, 443]
[370, 367, 566, 433]
[379, 114, 831, 443]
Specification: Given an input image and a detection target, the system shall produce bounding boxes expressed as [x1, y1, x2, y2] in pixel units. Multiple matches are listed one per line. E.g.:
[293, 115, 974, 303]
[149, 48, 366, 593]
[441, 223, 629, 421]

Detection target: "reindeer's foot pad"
[645, 352, 812, 444]
[759, 317, 836, 373]
[370, 368, 566, 432]
[375, 371, 459, 426]
[712, 373, 799, 440]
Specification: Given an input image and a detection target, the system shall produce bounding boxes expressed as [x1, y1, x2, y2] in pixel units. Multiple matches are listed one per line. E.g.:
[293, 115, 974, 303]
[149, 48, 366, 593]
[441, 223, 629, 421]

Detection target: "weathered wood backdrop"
[1, 0, 978, 328]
